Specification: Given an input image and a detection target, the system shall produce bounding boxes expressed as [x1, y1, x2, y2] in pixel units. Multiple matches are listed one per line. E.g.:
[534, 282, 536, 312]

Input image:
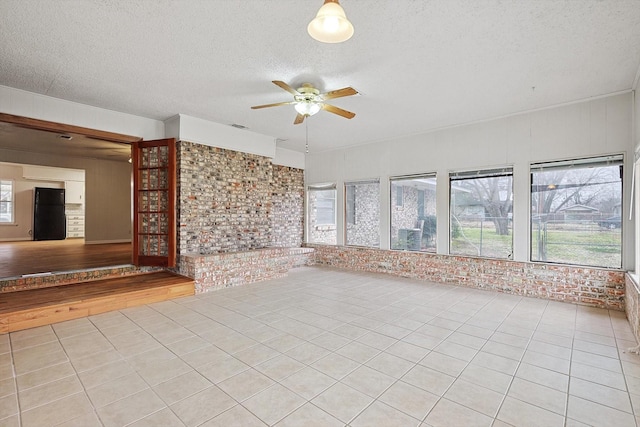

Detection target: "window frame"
[529, 154, 623, 269]
[390, 173, 437, 252]
[312, 189, 336, 226]
[306, 184, 338, 245]
[0, 179, 15, 225]
[344, 179, 380, 248]
[449, 167, 514, 259]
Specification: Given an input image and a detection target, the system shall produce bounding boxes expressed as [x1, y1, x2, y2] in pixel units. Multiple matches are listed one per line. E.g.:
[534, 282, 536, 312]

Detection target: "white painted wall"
[0, 85, 165, 140]
[164, 114, 304, 168]
[273, 147, 305, 169]
[170, 114, 276, 158]
[306, 92, 635, 270]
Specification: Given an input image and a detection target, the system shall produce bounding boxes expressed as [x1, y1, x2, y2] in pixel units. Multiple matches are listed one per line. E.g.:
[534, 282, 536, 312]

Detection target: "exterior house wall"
[346, 182, 380, 247]
[307, 191, 337, 245]
[390, 185, 420, 248]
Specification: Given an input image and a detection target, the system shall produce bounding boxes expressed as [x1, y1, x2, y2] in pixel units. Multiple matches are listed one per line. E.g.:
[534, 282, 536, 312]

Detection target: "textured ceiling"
[1, 0, 639, 154]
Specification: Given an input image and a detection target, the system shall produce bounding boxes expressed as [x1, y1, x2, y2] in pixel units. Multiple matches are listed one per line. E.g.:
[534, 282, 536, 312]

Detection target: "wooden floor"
[0, 239, 132, 278]
[0, 271, 194, 333]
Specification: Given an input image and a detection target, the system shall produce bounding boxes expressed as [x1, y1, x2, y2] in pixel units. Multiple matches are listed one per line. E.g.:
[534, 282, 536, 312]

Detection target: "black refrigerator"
[33, 187, 66, 240]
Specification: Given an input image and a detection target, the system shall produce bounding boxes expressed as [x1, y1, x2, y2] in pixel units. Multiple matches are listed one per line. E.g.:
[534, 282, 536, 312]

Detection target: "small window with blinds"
[450, 167, 513, 259]
[530, 154, 623, 268]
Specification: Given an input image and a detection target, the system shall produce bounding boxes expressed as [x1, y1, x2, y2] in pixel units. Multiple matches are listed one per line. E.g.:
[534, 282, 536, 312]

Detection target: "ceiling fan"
[251, 80, 358, 124]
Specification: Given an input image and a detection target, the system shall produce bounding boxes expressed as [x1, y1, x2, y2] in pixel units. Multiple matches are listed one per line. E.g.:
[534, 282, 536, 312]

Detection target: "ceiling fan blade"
[251, 101, 294, 109]
[293, 113, 306, 125]
[321, 87, 358, 100]
[321, 103, 356, 119]
[273, 80, 300, 95]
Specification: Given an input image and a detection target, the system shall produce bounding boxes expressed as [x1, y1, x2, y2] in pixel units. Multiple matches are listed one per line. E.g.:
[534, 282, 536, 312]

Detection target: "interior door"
[132, 138, 177, 267]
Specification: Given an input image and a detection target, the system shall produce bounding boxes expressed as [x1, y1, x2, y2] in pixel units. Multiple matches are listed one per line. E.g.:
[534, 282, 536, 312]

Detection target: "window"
[391, 174, 437, 252]
[345, 180, 380, 247]
[0, 180, 13, 223]
[530, 155, 623, 268]
[450, 168, 513, 258]
[307, 184, 337, 244]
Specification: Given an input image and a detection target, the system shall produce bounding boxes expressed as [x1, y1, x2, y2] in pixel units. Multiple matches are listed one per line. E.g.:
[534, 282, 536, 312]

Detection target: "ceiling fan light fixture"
[294, 102, 321, 116]
[307, 0, 354, 43]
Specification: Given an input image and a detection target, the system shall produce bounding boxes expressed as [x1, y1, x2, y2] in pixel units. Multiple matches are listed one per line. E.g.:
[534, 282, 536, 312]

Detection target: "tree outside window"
[450, 168, 513, 259]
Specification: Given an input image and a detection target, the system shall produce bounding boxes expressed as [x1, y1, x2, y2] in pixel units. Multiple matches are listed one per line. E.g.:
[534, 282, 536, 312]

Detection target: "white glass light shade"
[307, 0, 354, 43]
[295, 102, 322, 116]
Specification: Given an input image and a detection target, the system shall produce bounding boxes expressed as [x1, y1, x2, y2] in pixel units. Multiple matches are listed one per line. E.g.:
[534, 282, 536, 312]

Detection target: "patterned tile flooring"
[1, 266, 639, 426]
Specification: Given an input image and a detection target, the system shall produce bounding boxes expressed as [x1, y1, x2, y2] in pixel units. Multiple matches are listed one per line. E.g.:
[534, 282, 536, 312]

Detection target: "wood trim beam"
[0, 113, 142, 144]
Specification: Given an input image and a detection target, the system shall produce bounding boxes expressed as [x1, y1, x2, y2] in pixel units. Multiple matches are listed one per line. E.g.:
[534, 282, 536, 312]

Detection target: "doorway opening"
[0, 113, 141, 279]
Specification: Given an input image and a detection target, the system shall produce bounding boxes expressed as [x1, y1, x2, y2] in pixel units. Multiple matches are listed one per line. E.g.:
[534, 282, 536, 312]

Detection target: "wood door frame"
[132, 138, 177, 267]
[0, 113, 142, 144]
[0, 113, 143, 273]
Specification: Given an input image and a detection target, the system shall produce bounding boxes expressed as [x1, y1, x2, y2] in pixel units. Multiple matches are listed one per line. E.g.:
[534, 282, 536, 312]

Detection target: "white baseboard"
[0, 237, 32, 242]
[85, 239, 132, 245]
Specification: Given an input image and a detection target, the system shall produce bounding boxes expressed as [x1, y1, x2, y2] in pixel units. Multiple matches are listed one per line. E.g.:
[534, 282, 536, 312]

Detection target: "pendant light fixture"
[307, 0, 354, 43]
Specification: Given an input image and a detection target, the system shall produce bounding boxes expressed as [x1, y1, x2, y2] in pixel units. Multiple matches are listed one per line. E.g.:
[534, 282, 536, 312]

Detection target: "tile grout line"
[408, 289, 516, 426]
[481, 298, 551, 426]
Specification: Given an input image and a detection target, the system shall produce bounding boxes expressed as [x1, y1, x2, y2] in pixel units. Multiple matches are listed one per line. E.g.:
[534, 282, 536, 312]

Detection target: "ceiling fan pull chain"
[305, 120, 309, 154]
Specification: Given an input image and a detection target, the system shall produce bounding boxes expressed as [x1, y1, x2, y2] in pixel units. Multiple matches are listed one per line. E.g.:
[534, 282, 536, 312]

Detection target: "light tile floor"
[1, 266, 640, 426]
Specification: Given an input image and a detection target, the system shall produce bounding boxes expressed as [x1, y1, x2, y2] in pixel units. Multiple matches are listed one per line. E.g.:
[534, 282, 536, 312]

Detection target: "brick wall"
[271, 165, 304, 248]
[177, 141, 303, 255]
[346, 182, 380, 247]
[390, 184, 437, 251]
[308, 244, 625, 310]
[179, 247, 314, 293]
[626, 274, 640, 342]
[391, 184, 420, 241]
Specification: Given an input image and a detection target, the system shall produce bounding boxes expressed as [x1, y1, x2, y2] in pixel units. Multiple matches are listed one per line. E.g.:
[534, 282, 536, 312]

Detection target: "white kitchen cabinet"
[67, 214, 84, 238]
[65, 181, 84, 204]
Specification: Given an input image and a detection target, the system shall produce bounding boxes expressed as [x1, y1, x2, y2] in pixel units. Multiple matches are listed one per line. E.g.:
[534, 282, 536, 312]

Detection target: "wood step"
[0, 271, 194, 334]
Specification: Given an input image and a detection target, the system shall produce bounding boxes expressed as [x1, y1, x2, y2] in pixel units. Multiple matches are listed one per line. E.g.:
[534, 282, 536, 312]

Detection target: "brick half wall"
[179, 247, 315, 293]
[308, 244, 625, 310]
[626, 273, 640, 343]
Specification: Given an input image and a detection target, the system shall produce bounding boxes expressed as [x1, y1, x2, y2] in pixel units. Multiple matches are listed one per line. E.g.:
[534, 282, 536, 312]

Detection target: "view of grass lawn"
[532, 226, 621, 268]
[451, 220, 621, 268]
[450, 221, 512, 259]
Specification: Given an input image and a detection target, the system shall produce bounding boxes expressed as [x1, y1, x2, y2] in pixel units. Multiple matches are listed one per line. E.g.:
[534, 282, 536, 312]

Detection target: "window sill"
[0, 223, 18, 226]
